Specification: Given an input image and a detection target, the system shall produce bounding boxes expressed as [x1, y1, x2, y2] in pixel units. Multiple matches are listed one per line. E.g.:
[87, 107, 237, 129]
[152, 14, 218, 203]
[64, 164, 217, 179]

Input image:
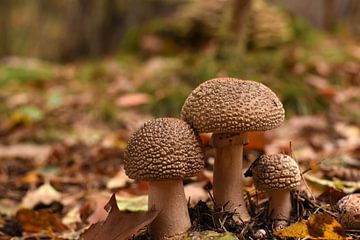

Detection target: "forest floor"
[0, 33, 360, 239]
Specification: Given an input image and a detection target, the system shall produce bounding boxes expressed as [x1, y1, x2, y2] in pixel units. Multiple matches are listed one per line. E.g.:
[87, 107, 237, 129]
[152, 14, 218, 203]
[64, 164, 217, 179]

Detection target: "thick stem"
[212, 132, 250, 222]
[268, 190, 292, 222]
[148, 180, 191, 239]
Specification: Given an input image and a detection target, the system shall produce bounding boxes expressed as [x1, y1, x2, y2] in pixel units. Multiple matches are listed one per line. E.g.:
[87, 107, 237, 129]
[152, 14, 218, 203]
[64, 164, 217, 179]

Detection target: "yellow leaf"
[274, 212, 348, 239]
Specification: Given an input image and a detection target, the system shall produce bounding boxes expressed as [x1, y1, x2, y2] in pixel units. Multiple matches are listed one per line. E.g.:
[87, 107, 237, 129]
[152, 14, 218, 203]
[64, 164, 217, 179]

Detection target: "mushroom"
[124, 118, 205, 239]
[336, 194, 360, 229]
[245, 154, 301, 227]
[181, 77, 284, 222]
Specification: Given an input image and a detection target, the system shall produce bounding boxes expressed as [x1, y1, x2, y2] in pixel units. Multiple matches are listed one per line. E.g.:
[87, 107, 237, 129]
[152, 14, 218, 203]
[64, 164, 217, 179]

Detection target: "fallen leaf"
[86, 194, 110, 224]
[86, 193, 149, 224]
[305, 174, 360, 194]
[106, 168, 133, 189]
[0, 144, 52, 165]
[117, 181, 149, 197]
[58, 230, 84, 240]
[244, 131, 267, 151]
[185, 231, 239, 239]
[62, 205, 82, 225]
[21, 183, 62, 209]
[184, 181, 209, 205]
[9, 105, 44, 126]
[115, 93, 150, 108]
[274, 212, 347, 239]
[16, 208, 67, 233]
[81, 194, 158, 240]
[304, 75, 336, 97]
[0, 199, 19, 216]
[317, 188, 347, 206]
[19, 171, 42, 185]
[116, 195, 148, 212]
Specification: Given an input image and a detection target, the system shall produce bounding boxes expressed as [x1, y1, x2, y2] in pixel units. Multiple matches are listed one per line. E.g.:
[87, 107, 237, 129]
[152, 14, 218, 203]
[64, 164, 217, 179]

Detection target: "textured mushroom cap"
[124, 118, 205, 181]
[181, 78, 285, 134]
[337, 194, 360, 229]
[250, 154, 301, 190]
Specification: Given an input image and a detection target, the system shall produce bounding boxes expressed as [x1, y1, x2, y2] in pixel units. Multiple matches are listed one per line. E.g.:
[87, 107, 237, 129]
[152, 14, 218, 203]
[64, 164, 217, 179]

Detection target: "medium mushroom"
[124, 118, 205, 239]
[245, 154, 301, 227]
[181, 77, 284, 222]
[336, 194, 360, 229]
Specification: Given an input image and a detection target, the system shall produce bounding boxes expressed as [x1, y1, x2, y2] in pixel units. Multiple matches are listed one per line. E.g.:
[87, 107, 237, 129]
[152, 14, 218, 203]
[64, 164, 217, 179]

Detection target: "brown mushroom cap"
[250, 154, 301, 190]
[337, 194, 360, 229]
[124, 118, 205, 181]
[181, 77, 285, 134]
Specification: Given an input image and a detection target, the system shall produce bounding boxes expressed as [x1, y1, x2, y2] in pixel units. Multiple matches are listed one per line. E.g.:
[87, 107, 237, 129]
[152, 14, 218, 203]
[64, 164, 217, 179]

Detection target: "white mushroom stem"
[148, 180, 191, 239]
[268, 189, 292, 222]
[211, 132, 250, 222]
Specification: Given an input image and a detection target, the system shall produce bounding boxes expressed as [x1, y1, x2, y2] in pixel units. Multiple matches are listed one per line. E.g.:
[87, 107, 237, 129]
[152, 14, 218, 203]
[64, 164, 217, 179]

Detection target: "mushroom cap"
[337, 194, 360, 229]
[250, 154, 301, 191]
[124, 118, 205, 181]
[181, 77, 285, 134]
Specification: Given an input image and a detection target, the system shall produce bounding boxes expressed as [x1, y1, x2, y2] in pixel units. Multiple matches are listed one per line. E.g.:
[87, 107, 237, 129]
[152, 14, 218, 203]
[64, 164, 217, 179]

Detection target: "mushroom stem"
[268, 189, 292, 222]
[212, 132, 250, 222]
[148, 180, 191, 239]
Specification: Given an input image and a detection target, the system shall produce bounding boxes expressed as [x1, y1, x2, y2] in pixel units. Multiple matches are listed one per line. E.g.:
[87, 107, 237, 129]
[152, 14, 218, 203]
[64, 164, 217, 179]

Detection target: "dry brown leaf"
[0, 144, 52, 164]
[245, 131, 267, 151]
[81, 194, 158, 240]
[275, 212, 347, 239]
[86, 194, 110, 224]
[304, 75, 336, 97]
[115, 93, 150, 108]
[16, 208, 68, 233]
[317, 188, 347, 206]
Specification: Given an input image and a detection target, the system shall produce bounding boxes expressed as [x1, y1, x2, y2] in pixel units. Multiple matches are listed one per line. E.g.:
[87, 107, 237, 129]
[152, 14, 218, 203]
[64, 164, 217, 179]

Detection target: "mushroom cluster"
[123, 77, 294, 238]
[181, 77, 285, 222]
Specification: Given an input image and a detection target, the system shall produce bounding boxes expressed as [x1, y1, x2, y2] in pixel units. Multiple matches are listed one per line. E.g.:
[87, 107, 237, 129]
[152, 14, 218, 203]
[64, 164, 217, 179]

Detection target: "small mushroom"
[124, 118, 205, 239]
[336, 194, 360, 229]
[181, 77, 284, 222]
[246, 154, 301, 227]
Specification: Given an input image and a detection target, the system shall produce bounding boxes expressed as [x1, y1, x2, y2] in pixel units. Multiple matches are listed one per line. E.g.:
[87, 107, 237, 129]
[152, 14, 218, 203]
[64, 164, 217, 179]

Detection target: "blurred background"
[0, 1, 360, 238]
[0, 0, 359, 127]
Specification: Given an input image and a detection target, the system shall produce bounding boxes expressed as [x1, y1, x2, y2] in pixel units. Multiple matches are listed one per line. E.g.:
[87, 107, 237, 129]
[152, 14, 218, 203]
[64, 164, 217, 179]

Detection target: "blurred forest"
[0, 0, 360, 239]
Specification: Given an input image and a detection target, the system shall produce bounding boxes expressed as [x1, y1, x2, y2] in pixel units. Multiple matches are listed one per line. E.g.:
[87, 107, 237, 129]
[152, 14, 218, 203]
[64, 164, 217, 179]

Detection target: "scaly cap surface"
[181, 77, 285, 133]
[337, 194, 360, 229]
[250, 154, 301, 190]
[124, 118, 205, 181]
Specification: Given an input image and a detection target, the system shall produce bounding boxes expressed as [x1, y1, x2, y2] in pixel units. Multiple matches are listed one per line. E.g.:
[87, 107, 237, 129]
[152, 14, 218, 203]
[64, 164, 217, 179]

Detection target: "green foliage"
[146, 86, 191, 117]
[120, 27, 143, 54]
[10, 104, 44, 125]
[46, 91, 64, 109]
[291, 17, 323, 47]
[0, 65, 53, 86]
[76, 62, 107, 83]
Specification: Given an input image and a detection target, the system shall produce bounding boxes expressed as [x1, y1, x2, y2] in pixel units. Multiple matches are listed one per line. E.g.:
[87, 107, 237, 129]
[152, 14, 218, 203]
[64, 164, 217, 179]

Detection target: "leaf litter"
[1, 27, 360, 239]
[81, 194, 158, 240]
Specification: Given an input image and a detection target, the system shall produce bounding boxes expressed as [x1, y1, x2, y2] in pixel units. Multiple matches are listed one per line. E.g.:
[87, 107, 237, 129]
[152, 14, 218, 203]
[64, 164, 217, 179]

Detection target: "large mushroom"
[336, 194, 360, 229]
[245, 154, 301, 228]
[181, 77, 284, 222]
[124, 118, 205, 239]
